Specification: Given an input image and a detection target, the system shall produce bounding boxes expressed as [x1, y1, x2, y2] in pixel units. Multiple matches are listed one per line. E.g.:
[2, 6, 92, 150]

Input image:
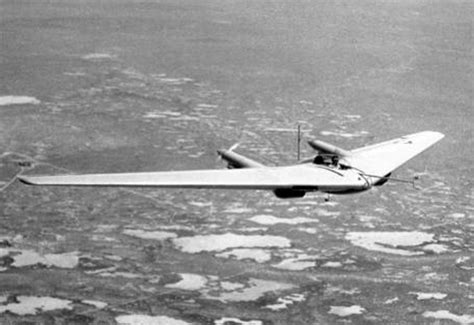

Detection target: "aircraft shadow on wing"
[18, 131, 444, 199]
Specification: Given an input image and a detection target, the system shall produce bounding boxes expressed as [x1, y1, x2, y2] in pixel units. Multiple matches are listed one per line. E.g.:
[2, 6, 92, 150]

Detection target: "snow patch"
[123, 229, 177, 241]
[64, 71, 86, 76]
[0, 96, 40, 106]
[447, 213, 466, 219]
[94, 224, 118, 233]
[422, 310, 474, 325]
[314, 208, 340, 217]
[215, 248, 272, 263]
[345, 231, 434, 255]
[238, 227, 269, 233]
[326, 285, 360, 295]
[297, 227, 317, 234]
[321, 261, 343, 268]
[166, 273, 208, 291]
[157, 77, 193, 85]
[423, 272, 448, 281]
[328, 305, 365, 317]
[104, 254, 122, 261]
[143, 112, 167, 119]
[0, 296, 73, 315]
[170, 115, 200, 121]
[264, 293, 306, 311]
[82, 53, 116, 60]
[209, 279, 294, 302]
[409, 292, 447, 300]
[221, 281, 245, 291]
[265, 127, 301, 132]
[344, 114, 361, 120]
[0, 248, 9, 257]
[456, 256, 473, 270]
[272, 250, 319, 271]
[116, 314, 192, 325]
[85, 266, 117, 275]
[189, 201, 213, 207]
[384, 297, 399, 304]
[422, 243, 449, 254]
[196, 103, 218, 109]
[82, 300, 107, 309]
[320, 130, 369, 138]
[222, 207, 255, 214]
[273, 258, 316, 271]
[98, 271, 143, 279]
[248, 215, 318, 225]
[215, 318, 262, 325]
[172, 233, 291, 253]
[10, 250, 79, 268]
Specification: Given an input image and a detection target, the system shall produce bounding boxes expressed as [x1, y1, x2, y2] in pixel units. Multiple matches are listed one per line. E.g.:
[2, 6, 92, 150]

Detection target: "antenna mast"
[297, 124, 301, 161]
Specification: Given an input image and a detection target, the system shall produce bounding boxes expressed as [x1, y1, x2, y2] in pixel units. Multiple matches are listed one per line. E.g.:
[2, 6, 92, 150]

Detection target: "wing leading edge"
[18, 165, 366, 190]
[348, 131, 444, 177]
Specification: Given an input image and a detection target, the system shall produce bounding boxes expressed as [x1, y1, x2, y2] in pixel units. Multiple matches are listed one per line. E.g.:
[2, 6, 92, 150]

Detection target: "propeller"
[228, 142, 240, 152]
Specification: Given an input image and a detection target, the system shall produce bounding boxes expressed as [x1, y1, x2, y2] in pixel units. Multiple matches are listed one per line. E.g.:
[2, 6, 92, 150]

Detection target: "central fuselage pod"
[317, 167, 372, 194]
[273, 165, 372, 198]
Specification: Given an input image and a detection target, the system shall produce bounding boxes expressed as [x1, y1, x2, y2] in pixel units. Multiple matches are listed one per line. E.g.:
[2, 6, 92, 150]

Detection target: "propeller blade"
[228, 142, 240, 152]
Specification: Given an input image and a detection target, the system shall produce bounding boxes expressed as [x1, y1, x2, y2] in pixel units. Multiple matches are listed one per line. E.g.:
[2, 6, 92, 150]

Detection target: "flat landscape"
[0, 0, 472, 324]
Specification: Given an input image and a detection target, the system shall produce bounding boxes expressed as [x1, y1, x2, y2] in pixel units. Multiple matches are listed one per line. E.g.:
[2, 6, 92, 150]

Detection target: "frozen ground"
[0, 0, 472, 324]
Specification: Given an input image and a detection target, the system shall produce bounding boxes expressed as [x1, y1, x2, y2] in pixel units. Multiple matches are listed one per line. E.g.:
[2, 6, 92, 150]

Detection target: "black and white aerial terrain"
[0, 0, 472, 324]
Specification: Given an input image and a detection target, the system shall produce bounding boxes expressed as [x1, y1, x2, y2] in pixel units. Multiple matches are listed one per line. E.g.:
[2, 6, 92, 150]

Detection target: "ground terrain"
[0, 0, 473, 324]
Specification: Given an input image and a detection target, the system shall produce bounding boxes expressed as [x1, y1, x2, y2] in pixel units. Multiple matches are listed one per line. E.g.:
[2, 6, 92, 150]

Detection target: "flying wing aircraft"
[18, 131, 444, 199]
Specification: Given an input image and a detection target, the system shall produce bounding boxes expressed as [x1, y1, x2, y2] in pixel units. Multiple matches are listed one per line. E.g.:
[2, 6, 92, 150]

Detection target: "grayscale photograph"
[0, 0, 472, 324]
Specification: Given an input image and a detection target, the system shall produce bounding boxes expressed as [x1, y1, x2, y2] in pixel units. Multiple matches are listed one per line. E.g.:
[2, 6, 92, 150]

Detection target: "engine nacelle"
[273, 188, 306, 199]
[217, 150, 264, 169]
[307, 140, 351, 158]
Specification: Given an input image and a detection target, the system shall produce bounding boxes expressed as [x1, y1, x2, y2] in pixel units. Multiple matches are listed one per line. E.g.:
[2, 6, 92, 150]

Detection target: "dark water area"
[1, 0, 473, 324]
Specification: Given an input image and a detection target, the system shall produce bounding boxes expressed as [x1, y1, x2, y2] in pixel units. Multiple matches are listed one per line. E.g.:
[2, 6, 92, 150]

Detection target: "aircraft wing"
[18, 165, 364, 190]
[348, 131, 444, 177]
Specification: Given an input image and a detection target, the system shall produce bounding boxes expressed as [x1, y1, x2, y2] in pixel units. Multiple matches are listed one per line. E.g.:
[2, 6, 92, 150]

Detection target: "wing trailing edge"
[17, 165, 366, 191]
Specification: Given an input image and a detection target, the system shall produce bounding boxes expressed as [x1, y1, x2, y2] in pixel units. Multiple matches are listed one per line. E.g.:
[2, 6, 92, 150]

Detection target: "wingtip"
[424, 131, 445, 141]
[426, 130, 444, 136]
[411, 131, 444, 142]
[17, 176, 35, 185]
